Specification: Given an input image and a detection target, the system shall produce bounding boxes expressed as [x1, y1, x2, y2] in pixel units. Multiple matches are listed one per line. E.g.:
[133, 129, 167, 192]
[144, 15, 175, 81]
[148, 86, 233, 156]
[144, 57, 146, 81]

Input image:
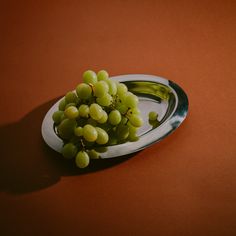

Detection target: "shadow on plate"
[0, 97, 137, 195]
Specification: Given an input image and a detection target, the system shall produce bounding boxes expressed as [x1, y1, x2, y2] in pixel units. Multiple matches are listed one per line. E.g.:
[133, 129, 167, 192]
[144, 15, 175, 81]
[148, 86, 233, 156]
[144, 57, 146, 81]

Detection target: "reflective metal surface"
[41, 74, 189, 158]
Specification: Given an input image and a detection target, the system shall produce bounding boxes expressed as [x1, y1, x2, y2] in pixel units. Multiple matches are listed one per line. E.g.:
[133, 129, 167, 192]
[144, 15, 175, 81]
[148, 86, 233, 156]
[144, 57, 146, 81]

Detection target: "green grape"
[76, 83, 92, 99]
[83, 124, 98, 142]
[65, 91, 78, 104]
[108, 135, 118, 145]
[131, 108, 141, 115]
[116, 124, 129, 140]
[108, 110, 121, 125]
[62, 143, 78, 159]
[128, 125, 139, 142]
[96, 93, 112, 106]
[94, 146, 108, 153]
[149, 119, 160, 128]
[97, 70, 109, 81]
[108, 138, 118, 145]
[148, 111, 158, 121]
[89, 103, 103, 120]
[126, 107, 140, 117]
[125, 93, 138, 108]
[117, 104, 128, 114]
[87, 118, 97, 127]
[78, 104, 89, 118]
[60, 113, 66, 123]
[119, 92, 128, 103]
[94, 81, 109, 98]
[59, 98, 67, 111]
[117, 83, 128, 96]
[129, 114, 143, 127]
[83, 70, 97, 85]
[128, 123, 138, 133]
[74, 126, 83, 136]
[97, 111, 108, 124]
[64, 106, 79, 119]
[57, 119, 77, 139]
[52, 110, 64, 124]
[98, 122, 112, 132]
[87, 149, 100, 159]
[120, 116, 128, 125]
[107, 80, 117, 95]
[95, 127, 109, 144]
[128, 133, 139, 142]
[65, 103, 76, 109]
[75, 151, 90, 168]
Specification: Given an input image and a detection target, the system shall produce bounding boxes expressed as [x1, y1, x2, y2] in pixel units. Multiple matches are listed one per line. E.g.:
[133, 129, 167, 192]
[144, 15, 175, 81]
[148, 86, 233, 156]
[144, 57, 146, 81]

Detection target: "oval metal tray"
[41, 74, 188, 158]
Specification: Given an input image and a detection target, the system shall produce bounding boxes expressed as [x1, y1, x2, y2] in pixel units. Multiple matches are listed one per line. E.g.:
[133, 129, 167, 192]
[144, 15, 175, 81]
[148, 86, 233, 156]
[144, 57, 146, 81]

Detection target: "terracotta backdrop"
[1, 1, 236, 235]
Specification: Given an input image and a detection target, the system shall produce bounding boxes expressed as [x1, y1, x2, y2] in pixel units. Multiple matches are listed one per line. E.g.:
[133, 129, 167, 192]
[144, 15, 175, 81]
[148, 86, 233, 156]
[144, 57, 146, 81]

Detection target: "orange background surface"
[1, 1, 236, 235]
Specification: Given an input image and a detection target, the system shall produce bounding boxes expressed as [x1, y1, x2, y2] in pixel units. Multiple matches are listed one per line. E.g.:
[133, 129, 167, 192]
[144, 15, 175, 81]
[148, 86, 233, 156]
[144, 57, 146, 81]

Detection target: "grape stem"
[110, 95, 117, 110]
[80, 138, 86, 150]
[113, 95, 120, 107]
[124, 108, 132, 117]
[88, 83, 95, 94]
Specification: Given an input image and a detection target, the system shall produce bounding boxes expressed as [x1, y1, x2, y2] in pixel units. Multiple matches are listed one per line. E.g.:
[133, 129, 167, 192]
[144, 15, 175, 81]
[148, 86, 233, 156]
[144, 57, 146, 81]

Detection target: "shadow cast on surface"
[0, 97, 135, 194]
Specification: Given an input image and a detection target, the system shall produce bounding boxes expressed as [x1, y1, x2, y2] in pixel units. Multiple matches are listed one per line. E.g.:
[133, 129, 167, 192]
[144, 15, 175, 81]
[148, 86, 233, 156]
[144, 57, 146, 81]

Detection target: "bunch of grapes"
[52, 70, 143, 168]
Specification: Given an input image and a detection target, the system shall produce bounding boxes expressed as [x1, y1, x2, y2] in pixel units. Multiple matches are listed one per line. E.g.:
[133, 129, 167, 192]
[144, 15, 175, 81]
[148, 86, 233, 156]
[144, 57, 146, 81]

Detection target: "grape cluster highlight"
[52, 70, 143, 168]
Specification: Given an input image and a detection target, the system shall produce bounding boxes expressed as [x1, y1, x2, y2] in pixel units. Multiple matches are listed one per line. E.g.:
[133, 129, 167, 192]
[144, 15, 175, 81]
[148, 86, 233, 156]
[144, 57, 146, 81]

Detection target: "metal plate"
[41, 74, 188, 158]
